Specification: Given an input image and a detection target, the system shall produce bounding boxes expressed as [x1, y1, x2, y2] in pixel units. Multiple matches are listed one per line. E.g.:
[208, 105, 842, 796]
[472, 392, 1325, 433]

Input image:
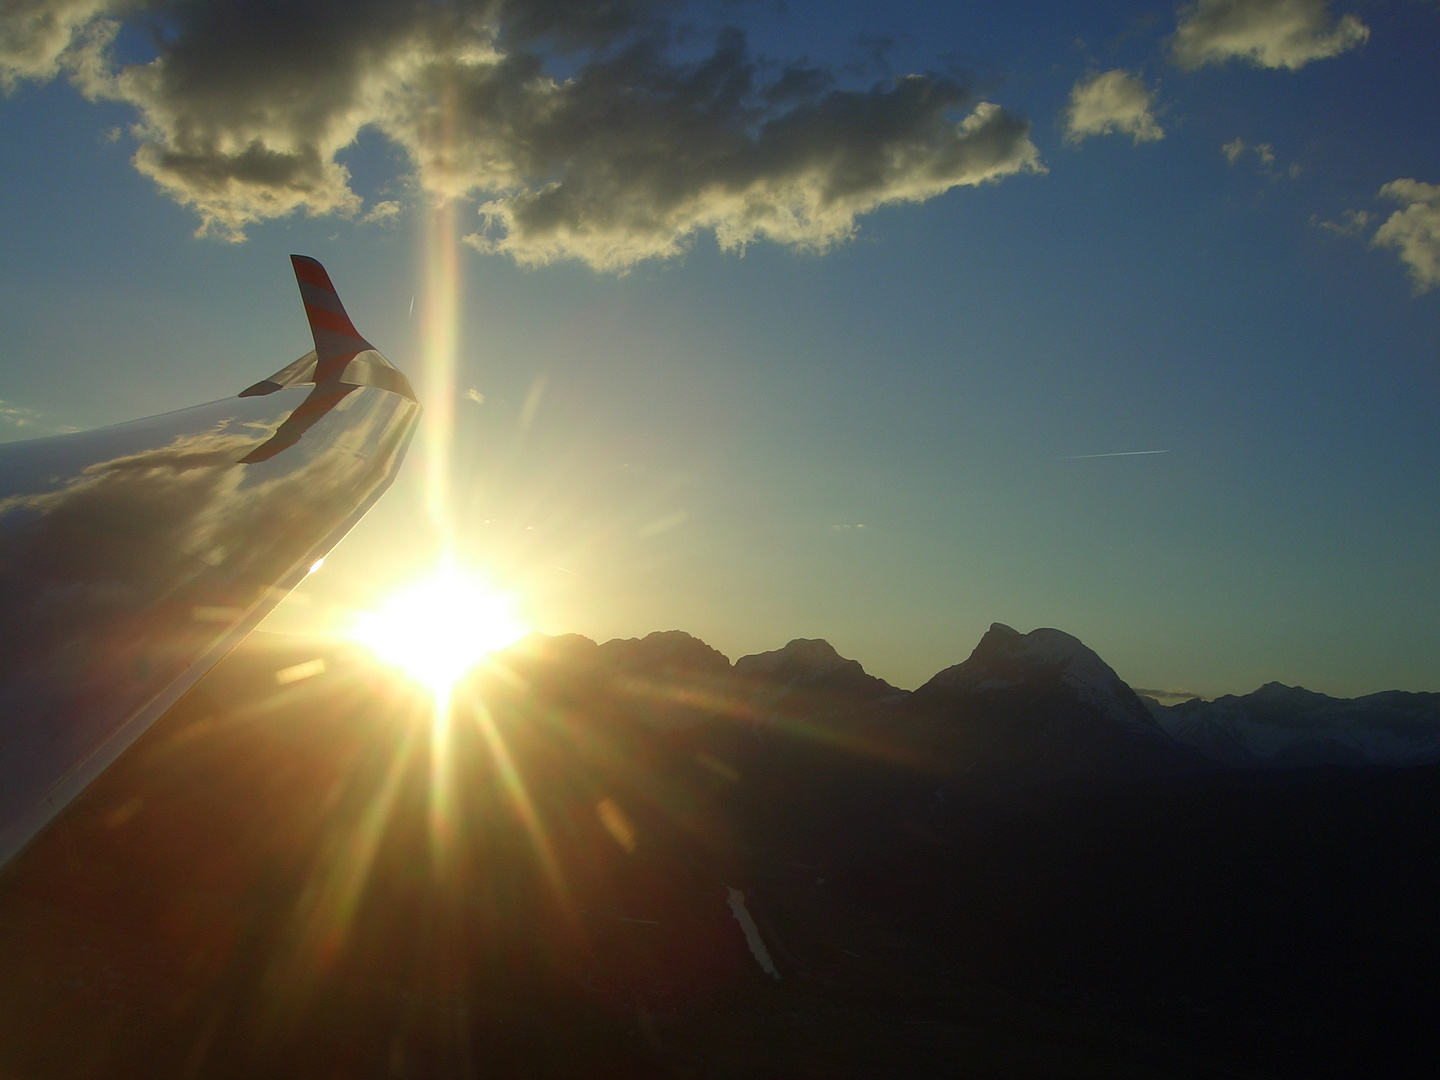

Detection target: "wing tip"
[289, 254, 373, 371]
[290, 253, 337, 294]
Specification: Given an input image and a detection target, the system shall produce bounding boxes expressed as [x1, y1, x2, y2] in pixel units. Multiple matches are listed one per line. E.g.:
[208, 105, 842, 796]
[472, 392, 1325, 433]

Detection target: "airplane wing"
[0, 256, 421, 869]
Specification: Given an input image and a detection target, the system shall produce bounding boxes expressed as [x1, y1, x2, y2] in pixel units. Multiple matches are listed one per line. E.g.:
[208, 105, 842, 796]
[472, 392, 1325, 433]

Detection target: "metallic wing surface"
[0, 256, 421, 869]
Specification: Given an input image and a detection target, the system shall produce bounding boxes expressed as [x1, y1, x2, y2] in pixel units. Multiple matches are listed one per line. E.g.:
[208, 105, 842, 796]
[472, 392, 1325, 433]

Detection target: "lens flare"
[350, 564, 527, 700]
[419, 193, 460, 535]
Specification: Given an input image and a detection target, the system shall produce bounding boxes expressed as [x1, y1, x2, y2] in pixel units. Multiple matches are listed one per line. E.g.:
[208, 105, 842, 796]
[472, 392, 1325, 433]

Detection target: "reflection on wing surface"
[0, 256, 420, 868]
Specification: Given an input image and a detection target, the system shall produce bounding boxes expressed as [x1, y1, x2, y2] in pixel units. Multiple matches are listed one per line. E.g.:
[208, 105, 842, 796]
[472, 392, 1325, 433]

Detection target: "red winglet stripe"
[304, 302, 362, 339]
[291, 256, 335, 292]
[297, 280, 346, 314]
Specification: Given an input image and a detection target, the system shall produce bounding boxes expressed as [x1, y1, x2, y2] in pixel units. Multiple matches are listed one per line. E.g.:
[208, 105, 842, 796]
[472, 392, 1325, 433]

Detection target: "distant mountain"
[902, 623, 1210, 791]
[596, 629, 733, 681]
[916, 623, 1157, 733]
[734, 638, 897, 702]
[1148, 682, 1440, 768]
[492, 624, 1440, 778]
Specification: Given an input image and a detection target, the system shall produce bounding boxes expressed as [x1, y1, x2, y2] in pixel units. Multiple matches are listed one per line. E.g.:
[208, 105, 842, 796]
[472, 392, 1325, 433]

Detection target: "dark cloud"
[760, 60, 833, 105]
[2, 0, 1041, 267]
[0, 0, 115, 87]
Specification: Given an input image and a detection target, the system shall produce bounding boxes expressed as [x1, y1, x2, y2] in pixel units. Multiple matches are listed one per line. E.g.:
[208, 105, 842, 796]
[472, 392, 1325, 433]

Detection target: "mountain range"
[2, 624, 1436, 1079]
[489, 621, 1440, 781]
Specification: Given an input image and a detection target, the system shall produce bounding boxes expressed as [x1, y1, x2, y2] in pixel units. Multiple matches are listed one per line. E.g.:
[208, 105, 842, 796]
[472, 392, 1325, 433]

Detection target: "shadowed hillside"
[0, 628, 1436, 1078]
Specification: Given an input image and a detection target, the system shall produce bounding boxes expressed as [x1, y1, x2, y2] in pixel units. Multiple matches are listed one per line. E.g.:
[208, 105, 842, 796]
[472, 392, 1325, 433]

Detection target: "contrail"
[1058, 449, 1170, 460]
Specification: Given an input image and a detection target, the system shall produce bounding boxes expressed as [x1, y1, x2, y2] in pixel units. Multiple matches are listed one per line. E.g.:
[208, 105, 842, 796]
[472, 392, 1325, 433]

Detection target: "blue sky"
[1, 0, 1437, 696]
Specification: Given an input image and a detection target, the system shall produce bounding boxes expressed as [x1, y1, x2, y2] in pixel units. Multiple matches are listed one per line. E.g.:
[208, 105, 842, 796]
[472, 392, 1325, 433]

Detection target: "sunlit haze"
[1, 0, 1437, 699]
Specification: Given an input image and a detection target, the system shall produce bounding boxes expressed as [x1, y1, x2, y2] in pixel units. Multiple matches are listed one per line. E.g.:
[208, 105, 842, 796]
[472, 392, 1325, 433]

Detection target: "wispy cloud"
[0, 399, 40, 429]
[464, 387, 485, 405]
[1223, 137, 1265, 165]
[1, 1, 1042, 270]
[0, 397, 77, 437]
[360, 199, 401, 225]
[637, 510, 687, 538]
[1064, 69, 1163, 146]
[1057, 449, 1170, 460]
[1134, 686, 1202, 705]
[1172, 0, 1368, 71]
[1311, 208, 1371, 237]
[1222, 137, 1301, 179]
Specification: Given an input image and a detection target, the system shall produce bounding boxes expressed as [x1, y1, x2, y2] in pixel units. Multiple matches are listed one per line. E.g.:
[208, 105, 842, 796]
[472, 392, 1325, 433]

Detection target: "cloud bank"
[0, 0, 1042, 269]
[1064, 70, 1163, 146]
[1373, 180, 1440, 293]
[1172, 0, 1368, 71]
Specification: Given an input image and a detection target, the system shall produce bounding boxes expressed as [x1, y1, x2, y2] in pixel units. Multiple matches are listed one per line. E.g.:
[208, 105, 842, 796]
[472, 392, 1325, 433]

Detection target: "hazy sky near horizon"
[1, 0, 1437, 697]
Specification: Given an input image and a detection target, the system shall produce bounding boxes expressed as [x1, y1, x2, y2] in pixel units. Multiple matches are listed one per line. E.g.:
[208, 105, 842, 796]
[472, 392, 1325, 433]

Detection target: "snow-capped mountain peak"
[1155, 683, 1440, 767]
[920, 623, 1158, 732]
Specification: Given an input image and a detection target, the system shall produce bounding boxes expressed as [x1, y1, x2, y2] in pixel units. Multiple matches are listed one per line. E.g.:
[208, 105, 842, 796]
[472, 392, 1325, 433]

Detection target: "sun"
[350, 563, 528, 697]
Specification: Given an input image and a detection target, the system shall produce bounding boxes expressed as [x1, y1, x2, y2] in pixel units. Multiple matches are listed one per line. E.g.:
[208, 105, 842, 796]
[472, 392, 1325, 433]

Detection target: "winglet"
[291, 255, 374, 383]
